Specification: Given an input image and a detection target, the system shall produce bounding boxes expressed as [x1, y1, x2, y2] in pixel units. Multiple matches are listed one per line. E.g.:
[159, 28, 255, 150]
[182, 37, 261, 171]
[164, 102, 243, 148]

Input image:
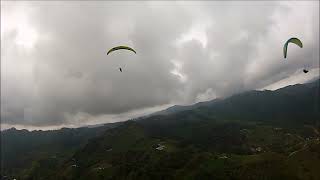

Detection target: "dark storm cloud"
[174, 1, 319, 102]
[1, 1, 319, 128]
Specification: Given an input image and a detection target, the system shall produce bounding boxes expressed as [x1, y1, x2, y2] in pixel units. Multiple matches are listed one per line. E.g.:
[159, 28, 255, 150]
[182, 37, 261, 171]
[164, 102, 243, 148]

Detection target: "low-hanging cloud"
[1, 1, 319, 129]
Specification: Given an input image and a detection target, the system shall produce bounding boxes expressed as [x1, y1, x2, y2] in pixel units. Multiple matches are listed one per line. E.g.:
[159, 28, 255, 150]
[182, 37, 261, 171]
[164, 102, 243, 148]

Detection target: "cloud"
[1, 1, 319, 128]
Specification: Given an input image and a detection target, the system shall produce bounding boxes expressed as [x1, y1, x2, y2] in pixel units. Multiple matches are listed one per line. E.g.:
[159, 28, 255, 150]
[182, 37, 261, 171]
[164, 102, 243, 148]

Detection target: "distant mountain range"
[148, 79, 319, 125]
[149, 98, 221, 116]
[1, 79, 319, 180]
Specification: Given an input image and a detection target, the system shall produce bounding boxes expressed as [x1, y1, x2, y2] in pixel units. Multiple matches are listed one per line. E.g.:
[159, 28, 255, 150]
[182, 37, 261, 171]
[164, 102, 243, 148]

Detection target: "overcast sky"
[1, 1, 319, 130]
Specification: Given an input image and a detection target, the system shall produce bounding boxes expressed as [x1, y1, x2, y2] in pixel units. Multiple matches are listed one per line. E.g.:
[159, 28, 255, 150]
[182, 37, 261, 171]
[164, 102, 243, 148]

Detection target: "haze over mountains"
[1, 79, 320, 179]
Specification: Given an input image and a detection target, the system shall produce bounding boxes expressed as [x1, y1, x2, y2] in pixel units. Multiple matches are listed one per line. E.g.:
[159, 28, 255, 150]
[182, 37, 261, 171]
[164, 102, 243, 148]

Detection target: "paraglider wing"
[107, 46, 136, 55]
[283, 38, 303, 58]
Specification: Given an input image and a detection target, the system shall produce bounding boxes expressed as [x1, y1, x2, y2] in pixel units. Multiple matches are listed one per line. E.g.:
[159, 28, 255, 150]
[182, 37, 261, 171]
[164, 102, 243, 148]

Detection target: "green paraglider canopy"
[107, 46, 136, 55]
[283, 37, 303, 58]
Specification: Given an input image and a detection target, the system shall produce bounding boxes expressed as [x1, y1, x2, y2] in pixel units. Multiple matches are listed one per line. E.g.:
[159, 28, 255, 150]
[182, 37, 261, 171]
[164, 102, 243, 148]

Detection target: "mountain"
[150, 99, 221, 116]
[1, 79, 319, 180]
[150, 79, 319, 124]
[146, 79, 319, 127]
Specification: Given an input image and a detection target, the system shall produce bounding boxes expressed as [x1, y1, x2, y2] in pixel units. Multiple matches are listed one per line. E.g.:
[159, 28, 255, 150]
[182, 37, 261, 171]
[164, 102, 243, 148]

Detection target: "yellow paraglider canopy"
[107, 46, 136, 55]
[283, 37, 303, 58]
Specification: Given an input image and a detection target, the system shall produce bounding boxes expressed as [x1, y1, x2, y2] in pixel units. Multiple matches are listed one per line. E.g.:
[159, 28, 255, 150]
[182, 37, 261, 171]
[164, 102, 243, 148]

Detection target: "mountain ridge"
[2, 79, 319, 179]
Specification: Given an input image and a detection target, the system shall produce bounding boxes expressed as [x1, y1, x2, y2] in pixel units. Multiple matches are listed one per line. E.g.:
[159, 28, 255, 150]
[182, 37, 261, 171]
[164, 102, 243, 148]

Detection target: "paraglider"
[107, 45, 136, 72]
[283, 37, 307, 74]
[107, 46, 136, 55]
[283, 37, 309, 73]
[283, 37, 303, 58]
